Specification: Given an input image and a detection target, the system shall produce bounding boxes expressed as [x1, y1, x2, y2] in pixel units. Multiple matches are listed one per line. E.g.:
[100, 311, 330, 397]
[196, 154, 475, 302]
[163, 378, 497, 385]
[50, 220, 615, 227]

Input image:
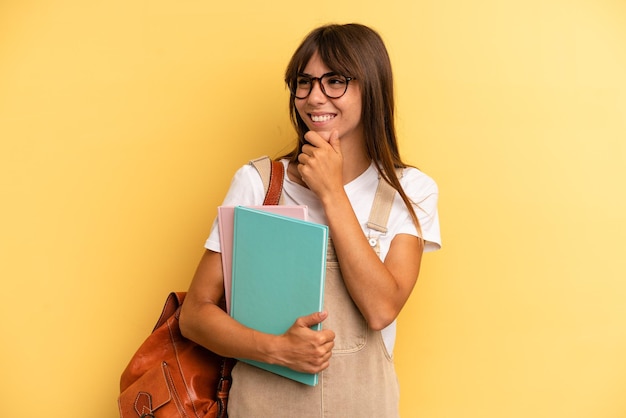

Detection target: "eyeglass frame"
[287, 72, 356, 99]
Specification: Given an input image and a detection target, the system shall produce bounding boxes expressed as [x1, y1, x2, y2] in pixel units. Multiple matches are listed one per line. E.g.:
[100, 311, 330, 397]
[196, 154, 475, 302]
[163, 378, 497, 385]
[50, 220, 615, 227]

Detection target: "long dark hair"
[281, 23, 422, 233]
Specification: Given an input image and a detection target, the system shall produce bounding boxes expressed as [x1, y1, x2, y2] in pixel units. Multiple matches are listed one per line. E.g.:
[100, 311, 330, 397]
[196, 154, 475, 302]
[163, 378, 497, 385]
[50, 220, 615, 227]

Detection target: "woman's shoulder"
[219, 161, 267, 206]
[230, 162, 265, 187]
[400, 166, 438, 195]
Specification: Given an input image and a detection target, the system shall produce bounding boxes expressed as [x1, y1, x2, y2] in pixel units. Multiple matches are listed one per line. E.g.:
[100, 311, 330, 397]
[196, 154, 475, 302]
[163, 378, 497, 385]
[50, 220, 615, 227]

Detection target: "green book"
[231, 206, 328, 386]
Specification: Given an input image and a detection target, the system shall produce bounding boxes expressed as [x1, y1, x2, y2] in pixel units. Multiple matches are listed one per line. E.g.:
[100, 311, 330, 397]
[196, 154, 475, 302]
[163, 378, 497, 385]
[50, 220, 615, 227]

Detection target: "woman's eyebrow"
[297, 71, 337, 77]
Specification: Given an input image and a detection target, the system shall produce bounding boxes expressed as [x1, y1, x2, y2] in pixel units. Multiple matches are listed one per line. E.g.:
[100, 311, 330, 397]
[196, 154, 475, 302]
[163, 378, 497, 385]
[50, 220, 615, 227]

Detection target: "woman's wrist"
[251, 329, 282, 366]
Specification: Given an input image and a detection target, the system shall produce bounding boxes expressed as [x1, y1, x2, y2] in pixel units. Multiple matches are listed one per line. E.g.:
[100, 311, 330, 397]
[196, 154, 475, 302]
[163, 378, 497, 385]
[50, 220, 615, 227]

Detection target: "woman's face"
[294, 52, 363, 144]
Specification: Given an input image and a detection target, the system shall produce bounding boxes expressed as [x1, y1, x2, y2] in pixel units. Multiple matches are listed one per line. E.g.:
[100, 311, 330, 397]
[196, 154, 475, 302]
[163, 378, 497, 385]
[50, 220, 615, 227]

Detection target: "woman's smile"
[309, 113, 336, 123]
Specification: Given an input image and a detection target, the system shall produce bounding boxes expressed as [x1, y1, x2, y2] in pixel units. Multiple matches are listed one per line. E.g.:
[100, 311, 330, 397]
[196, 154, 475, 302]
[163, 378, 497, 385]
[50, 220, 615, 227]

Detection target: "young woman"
[180, 23, 441, 417]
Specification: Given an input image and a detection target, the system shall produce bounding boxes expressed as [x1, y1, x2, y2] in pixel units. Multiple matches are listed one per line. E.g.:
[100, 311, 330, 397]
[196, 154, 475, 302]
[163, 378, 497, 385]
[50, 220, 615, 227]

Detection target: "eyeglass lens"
[292, 74, 350, 99]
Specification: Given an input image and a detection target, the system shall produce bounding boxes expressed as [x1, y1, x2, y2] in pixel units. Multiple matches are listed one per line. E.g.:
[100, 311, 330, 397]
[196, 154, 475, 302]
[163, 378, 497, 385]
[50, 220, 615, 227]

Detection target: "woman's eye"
[297, 78, 312, 86]
[327, 77, 346, 86]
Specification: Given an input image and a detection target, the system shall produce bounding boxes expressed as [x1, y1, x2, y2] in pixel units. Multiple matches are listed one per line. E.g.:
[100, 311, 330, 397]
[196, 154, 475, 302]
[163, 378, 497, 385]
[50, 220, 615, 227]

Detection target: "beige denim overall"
[228, 174, 401, 418]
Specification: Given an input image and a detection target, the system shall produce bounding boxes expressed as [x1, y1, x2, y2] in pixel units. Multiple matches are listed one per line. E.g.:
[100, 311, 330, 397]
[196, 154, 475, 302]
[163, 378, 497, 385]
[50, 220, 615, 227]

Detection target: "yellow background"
[1, 0, 625, 416]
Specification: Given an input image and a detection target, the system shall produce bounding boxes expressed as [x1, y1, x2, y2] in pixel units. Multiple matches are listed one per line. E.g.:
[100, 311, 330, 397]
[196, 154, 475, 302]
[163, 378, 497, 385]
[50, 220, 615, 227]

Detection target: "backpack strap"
[366, 168, 403, 253]
[249, 156, 284, 205]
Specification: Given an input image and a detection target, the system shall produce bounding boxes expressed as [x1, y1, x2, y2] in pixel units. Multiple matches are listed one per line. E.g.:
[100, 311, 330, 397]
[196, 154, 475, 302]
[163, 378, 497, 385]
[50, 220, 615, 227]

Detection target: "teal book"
[231, 206, 328, 386]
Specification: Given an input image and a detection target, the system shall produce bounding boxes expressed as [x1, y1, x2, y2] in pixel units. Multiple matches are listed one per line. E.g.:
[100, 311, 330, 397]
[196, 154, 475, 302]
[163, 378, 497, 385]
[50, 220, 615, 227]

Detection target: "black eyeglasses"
[288, 72, 355, 99]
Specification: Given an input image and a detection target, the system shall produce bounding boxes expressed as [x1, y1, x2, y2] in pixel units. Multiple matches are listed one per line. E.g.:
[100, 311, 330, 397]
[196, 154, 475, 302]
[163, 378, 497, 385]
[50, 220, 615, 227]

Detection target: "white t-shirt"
[206, 159, 441, 353]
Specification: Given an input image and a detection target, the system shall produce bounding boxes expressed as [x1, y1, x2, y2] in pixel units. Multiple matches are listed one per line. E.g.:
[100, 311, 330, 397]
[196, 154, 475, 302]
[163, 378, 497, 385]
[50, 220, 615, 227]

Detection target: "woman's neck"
[339, 136, 371, 184]
[341, 153, 371, 184]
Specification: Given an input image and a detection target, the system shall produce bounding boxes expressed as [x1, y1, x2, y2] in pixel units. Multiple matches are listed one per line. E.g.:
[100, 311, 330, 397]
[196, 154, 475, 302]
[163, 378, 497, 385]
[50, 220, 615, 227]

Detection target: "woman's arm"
[179, 249, 335, 374]
[324, 198, 423, 331]
[297, 131, 424, 331]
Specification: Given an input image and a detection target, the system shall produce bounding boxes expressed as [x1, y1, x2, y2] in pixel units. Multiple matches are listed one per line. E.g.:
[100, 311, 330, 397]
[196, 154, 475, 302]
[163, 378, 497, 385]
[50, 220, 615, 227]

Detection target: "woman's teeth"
[311, 114, 334, 122]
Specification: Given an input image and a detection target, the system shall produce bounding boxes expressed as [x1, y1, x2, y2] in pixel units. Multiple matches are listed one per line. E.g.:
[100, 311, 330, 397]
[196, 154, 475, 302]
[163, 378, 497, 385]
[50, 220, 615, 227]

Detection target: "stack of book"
[217, 205, 328, 386]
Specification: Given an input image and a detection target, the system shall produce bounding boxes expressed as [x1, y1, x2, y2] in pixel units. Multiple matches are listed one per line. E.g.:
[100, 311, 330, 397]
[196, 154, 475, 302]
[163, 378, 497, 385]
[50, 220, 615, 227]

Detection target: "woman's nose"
[307, 79, 327, 103]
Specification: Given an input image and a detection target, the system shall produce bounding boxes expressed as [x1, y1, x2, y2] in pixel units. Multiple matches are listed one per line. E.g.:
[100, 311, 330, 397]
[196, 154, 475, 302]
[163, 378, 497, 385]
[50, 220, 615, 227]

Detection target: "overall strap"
[365, 168, 403, 253]
[366, 168, 403, 233]
[249, 156, 284, 205]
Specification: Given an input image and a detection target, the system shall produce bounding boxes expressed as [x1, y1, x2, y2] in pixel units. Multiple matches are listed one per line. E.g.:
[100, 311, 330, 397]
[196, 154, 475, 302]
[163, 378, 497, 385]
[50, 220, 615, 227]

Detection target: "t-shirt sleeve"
[204, 164, 265, 252]
[397, 169, 442, 253]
